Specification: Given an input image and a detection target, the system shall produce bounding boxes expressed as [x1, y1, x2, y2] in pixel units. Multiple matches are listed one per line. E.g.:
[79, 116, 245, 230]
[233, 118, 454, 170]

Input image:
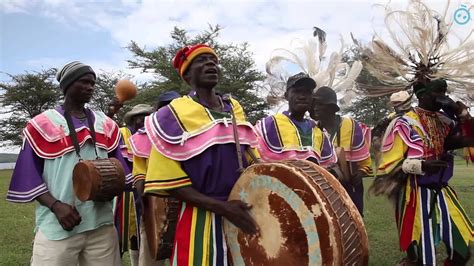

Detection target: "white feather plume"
[265, 30, 363, 107]
[356, 0, 474, 101]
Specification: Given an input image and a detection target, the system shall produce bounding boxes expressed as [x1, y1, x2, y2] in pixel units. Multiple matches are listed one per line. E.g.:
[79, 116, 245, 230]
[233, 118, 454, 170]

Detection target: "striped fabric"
[397, 177, 473, 265]
[255, 113, 327, 163]
[172, 202, 228, 266]
[380, 110, 473, 264]
[120, 127, 134, 162]
[114, 191, 139, 254]
[332, 117, 372, 175]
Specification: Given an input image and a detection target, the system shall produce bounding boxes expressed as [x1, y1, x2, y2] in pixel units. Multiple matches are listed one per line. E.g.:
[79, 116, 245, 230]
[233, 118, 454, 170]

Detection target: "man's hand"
[106, 96, 123, 118]
[169, 187, 259, 236]
[52, 202, 82, 231]
[436, 95, 461, 117]
[220, 200, 258, 236]
[421, 160, 448, 175]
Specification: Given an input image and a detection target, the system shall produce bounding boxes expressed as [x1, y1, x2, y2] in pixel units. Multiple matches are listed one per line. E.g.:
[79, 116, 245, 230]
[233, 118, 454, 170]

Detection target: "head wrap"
[56, 61, 96, 93]
[172, 44, 218, 77]
[413, 79, 447, 97]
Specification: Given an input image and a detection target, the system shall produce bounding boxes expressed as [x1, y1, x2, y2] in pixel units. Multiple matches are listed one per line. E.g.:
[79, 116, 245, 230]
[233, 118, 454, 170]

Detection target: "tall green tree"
[340, 46, 392, 127]
[127, 25, 268, 123]
[0, 69, 61, 146]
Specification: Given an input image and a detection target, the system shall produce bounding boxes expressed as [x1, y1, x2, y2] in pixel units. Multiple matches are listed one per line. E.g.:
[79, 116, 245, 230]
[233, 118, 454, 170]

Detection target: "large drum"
[142, 195, 180, 260]
[73, 158, 126, 202]
[224, 160, 369, 265]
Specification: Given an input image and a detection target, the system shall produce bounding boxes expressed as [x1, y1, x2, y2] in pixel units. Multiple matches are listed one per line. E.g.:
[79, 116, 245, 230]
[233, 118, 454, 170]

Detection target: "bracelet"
[49, 200, 61, 212]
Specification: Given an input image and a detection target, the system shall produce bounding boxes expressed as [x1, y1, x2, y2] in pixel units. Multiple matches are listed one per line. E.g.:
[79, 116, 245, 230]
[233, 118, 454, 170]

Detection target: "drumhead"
[223, 160, 368, 265]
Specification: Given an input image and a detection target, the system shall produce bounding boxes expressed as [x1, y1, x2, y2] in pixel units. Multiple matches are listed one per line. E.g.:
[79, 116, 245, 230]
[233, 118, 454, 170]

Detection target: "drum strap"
[229, 105, 245, 172]
[64, 108, 100, 160]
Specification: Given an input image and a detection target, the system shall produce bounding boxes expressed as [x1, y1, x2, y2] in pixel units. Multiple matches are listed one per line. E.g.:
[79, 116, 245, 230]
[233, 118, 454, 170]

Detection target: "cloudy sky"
[1, 0, 471, 83]
[0, 0, 472, 152]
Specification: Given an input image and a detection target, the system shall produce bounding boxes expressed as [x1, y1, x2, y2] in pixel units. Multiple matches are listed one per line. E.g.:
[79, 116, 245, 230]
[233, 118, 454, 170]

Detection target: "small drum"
[143, 195, 180, 260]
[224, 160, 368, 265]
[73, 158, 126, 202]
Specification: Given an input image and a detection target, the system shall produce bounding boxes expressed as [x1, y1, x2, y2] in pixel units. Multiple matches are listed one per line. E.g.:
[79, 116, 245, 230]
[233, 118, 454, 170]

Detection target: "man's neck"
[288, 111, 305, 122]
[417, 104, 436, 113]
[319, 114, 339, 131]
[195, 87, 221, 110]
[63, 98, 85, 114]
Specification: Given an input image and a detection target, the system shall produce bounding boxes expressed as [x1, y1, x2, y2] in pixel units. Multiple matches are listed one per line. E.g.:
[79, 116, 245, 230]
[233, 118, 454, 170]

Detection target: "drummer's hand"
[52, 202, 82, 231]
[106, 97, 123, 118]
[222, 200, 259, 236]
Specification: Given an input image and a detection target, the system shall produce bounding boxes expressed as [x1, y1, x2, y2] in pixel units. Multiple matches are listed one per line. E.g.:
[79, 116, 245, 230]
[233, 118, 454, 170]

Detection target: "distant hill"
[0, 153, 18, 163]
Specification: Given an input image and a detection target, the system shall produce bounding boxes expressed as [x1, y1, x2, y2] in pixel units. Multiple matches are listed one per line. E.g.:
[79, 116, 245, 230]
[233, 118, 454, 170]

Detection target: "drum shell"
[143, 195, 180, 260]
[73, 158, 126, 202]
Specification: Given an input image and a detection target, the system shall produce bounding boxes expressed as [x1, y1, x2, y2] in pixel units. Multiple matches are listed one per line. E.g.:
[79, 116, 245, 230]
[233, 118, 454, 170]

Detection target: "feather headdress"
[265, 27, 363, 108]
[356, 0, 474, 101]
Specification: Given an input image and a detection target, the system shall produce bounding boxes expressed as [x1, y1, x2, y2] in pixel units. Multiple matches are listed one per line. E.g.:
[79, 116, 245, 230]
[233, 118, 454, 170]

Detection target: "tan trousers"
[31, 224, 120, 266]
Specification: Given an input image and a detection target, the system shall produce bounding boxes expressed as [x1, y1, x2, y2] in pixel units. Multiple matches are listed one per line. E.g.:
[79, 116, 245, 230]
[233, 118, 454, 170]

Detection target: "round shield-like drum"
[73, 158, 126, 202]
[224, 160, 368, 265]
[143, 195, 180, 260]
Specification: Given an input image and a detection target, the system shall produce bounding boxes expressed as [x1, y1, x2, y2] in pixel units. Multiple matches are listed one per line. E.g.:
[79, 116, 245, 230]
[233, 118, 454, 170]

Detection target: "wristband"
[402, 159, 424, 175]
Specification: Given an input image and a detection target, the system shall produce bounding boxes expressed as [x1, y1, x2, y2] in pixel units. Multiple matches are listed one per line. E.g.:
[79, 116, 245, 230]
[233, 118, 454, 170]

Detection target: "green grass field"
[1, 167, 472, 265]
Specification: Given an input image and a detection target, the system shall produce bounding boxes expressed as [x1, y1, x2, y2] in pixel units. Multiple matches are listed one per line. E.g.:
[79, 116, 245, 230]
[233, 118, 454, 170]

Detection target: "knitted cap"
[56, 61, 96, 93]
[172, 44, 218, 77]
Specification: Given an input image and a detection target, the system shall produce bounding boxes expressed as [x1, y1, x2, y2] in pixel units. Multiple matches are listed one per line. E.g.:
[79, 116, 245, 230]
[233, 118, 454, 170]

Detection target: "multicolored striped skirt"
[396, 176, 473, 265]
[171, 202, 228, 266]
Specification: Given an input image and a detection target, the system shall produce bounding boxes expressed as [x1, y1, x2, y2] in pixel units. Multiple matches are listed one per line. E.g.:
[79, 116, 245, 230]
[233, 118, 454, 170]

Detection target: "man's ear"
[182, 70, 190, 84]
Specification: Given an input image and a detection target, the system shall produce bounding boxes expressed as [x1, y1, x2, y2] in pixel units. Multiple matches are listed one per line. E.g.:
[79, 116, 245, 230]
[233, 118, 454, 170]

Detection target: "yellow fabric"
[245, 148, 260, 165]
[378, 111, 428, 175]
[411, 182, 422, 242]
[272, 113, 323, 154]
[334, 117, 353, 150]
[132, 155, 148, 185]
[378, 134, 408, 175]
[404, 111, 426, 138]
[120, 127, 133, 153]
[333, 117, 372, 175]
[144, 146, 190, 196]
[169, 96, 246, 135]
[128, 193, 137, 239]
[444, 187, 474, 244]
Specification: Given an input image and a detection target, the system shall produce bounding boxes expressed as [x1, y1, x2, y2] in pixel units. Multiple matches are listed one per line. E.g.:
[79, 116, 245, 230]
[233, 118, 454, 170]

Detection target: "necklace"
[414, 107, 449, 160]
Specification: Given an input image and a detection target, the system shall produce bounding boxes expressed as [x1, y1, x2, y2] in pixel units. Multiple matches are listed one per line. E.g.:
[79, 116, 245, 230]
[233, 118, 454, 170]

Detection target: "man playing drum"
[130, 91, 180, 266]
[311, 86, 372, 216]
[255, 72, 336, 166]
[114, 104, 153, 265]
[6, 61, 133, 265]
[143, 44, 259, 265]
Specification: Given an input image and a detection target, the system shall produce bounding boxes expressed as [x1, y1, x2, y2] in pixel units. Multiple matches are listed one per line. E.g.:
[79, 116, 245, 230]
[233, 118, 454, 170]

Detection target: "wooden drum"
[143, 195, 180, 260]
[73, 158, 126, 202]
[224, 160, 369, 265]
